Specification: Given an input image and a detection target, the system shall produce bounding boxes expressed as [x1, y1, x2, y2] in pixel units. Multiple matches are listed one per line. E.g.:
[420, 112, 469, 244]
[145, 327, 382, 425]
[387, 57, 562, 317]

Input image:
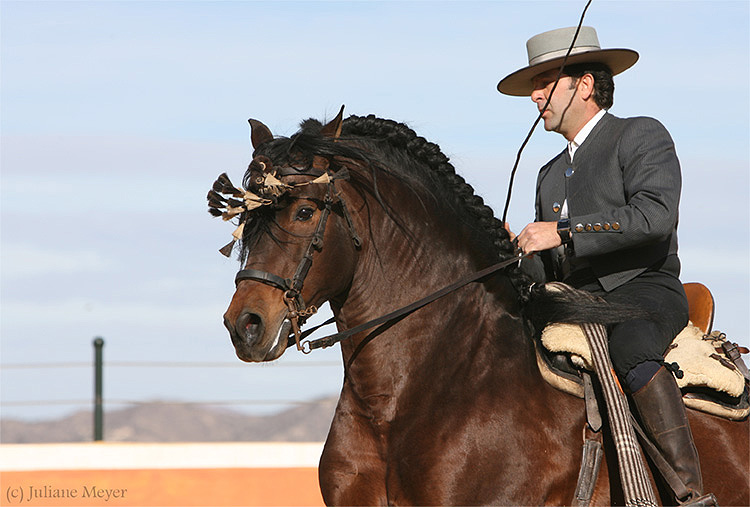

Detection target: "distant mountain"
[0, 397, 338, 443]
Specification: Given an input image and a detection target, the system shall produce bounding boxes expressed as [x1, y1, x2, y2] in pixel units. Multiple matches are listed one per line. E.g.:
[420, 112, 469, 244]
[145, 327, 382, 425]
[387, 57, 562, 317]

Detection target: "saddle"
[536, 282, 750, 420]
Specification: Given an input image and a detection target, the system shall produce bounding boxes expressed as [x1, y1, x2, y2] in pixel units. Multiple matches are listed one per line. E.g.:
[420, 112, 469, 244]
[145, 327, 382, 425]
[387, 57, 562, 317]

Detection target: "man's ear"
[579, 73, 596, 101]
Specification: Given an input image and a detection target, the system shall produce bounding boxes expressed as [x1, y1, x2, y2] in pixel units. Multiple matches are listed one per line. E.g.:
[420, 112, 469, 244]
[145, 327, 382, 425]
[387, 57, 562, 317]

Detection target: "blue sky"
[1, 0, 748, 421]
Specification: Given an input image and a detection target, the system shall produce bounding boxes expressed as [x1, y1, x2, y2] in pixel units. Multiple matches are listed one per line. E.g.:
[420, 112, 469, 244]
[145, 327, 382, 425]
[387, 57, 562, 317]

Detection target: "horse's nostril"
[236, 312, 263, 343]
[244, 313, 262, 334]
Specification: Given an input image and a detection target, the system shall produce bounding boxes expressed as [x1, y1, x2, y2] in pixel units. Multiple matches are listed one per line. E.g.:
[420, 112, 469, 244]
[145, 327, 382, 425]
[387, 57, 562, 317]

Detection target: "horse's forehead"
[248, 151, 330, 175]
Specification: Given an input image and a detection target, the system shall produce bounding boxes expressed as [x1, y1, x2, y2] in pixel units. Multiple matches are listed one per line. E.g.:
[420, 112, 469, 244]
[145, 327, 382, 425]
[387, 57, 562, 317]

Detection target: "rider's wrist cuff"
[557, 218, 572, 245]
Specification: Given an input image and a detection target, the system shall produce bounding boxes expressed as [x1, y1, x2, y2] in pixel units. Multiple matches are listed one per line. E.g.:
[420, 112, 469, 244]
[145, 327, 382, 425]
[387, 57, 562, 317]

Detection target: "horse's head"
[209, 108, 362, 362]
[209, 109, 526, 363]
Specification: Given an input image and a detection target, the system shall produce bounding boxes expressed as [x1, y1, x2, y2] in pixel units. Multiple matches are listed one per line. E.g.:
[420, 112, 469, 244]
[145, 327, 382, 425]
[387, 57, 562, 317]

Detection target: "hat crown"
[526, 26, 601, 66]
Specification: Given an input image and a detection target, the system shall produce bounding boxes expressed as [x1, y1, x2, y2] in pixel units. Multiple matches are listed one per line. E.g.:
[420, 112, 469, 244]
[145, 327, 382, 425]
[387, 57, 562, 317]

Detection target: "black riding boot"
[631, 367, 717, 506]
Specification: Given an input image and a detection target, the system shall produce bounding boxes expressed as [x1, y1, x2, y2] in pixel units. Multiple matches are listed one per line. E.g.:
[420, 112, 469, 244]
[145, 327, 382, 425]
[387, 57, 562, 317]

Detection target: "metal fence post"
[93, 337, 104, 441]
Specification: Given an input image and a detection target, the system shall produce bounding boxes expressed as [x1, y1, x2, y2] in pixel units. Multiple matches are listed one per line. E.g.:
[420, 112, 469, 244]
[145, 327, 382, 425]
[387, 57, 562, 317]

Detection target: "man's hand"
[517, 221, 561, 254]
[503, 221, 516, 241]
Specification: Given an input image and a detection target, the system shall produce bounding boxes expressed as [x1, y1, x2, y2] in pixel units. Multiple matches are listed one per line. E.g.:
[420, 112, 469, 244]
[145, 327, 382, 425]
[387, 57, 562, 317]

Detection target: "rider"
[497, 26, 715, 506]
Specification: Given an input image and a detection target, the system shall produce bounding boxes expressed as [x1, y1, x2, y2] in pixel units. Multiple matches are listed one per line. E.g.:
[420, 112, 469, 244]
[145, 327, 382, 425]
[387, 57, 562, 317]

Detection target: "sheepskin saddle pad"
[537, 322, 750, 420]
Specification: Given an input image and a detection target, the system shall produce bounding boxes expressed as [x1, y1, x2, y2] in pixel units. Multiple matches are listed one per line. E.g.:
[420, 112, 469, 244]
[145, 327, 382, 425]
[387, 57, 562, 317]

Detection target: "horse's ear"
[320, 105, 345, 139]
[248, 119, 274, 149]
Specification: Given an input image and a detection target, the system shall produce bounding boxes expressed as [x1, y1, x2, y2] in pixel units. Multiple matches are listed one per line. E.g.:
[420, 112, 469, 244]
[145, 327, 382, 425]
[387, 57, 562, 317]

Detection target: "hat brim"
[497, 48, 639, 96]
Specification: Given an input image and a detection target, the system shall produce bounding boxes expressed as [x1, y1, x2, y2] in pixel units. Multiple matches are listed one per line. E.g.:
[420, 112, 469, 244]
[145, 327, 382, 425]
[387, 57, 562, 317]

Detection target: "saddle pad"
[541, 323, 594, 370]
[665, 326, 745, 397]
[541, 322, 746, 397]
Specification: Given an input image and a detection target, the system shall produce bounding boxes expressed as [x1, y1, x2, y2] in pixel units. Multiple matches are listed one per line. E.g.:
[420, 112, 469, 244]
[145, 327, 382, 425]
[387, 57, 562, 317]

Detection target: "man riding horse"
[498, 26, 716, 506]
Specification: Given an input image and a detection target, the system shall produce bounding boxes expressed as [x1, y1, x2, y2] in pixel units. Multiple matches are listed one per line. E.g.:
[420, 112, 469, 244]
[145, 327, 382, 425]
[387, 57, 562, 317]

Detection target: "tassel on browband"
[214, 173, 244, 197]
[260, 172, 291, 198]
[207, 190, 225, 208]
[218, 222, 246, 258]
[226, 198, 244, 208]
[208, 171, 258, 257]
[207, 172, 270, 223]
[208, 163, 340, 257]
[219, 239, 236, 258]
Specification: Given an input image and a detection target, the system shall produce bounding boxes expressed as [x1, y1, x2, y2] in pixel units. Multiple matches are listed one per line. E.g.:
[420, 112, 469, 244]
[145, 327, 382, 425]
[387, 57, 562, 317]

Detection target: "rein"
[295, 249, 526, 354]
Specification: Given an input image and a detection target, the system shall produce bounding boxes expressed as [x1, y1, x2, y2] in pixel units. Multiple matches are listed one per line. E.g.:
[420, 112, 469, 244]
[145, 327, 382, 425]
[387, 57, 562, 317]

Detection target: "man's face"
[530, 69, 581, 137]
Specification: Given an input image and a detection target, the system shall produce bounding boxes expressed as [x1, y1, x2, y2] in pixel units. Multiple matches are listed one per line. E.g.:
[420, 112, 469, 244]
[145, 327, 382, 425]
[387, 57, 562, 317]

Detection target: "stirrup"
[681, 492, 718, 507]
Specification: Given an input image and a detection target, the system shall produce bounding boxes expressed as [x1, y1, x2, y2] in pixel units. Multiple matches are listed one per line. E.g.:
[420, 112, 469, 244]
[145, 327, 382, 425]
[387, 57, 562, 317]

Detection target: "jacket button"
[612, 222, 621, 230]
[603, 222, 611, 230]
[593, 223, 602, 231]
[575, 223, 584, 233]
[552, 202, 561, 213]
[565, 167, 574, 177]
[585, 223, 592, 231]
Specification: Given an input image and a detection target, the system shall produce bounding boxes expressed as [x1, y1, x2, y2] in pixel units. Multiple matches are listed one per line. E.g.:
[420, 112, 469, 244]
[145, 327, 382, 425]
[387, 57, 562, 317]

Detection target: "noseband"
[234, 163, 362, 352]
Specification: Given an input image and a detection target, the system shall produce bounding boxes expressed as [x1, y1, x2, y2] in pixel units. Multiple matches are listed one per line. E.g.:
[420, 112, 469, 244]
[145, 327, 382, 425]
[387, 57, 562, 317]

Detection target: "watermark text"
[5, 485, 127, 504]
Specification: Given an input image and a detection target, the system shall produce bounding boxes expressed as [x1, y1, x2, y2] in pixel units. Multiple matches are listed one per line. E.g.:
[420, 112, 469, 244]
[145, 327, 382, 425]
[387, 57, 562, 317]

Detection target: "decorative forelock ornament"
[206, 172, 258, 257]
[207, 106, 345, 257]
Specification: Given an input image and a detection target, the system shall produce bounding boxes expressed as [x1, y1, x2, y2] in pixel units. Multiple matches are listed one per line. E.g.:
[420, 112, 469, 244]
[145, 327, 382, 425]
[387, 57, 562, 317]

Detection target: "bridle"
[213, 154, 525, 358]
[233, 161, 362, 352]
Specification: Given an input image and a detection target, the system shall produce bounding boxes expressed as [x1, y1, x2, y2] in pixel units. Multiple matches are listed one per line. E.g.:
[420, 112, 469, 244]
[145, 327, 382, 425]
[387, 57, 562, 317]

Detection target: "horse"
[211, 109, 749, 506]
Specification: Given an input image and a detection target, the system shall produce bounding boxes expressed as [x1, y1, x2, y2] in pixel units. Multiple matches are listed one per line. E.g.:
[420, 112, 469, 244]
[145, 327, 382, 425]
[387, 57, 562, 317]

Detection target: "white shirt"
[561, 108, 607, 218]
[568, 108, 607, 161]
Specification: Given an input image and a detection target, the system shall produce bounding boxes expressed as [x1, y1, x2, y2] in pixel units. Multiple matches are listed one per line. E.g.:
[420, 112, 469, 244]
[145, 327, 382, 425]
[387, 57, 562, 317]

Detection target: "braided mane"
[341, 114, 516, 260]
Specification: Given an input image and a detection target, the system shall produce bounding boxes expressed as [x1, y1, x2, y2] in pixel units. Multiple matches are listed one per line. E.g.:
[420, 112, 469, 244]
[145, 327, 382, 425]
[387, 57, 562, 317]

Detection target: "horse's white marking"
[270, 319, 291, 351]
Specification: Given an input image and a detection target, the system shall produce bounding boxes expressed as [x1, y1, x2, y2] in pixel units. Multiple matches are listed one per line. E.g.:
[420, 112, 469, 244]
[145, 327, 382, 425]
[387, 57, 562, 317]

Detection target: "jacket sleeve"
[570, 117, 681, 258]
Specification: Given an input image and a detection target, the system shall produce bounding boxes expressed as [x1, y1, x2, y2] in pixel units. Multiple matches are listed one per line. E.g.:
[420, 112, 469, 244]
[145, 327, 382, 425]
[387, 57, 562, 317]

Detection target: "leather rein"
[234, 161, 525, 355]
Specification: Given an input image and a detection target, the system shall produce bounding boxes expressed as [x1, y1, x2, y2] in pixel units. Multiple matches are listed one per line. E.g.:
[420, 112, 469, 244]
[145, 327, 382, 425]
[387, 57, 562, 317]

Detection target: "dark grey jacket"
[535, 112, 682, 291]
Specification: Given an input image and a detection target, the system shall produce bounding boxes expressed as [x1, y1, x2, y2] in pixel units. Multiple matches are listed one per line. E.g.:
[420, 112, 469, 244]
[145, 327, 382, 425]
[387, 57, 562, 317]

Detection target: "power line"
[1, 399, 334, 407]
[0, 360, 341, 369]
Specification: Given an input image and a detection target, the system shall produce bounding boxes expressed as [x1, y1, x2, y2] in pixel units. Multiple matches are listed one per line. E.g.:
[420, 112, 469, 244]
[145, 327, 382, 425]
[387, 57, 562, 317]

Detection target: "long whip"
[500, 0, 593, 224]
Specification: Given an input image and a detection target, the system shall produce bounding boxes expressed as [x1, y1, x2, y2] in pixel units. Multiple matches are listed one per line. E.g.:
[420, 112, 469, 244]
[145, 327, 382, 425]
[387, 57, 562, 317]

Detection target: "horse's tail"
[523, 281, 652, 334]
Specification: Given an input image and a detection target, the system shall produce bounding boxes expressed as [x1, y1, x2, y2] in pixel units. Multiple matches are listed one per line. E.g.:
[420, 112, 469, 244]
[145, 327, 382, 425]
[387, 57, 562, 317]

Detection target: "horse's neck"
[333, 196, 534, 417]
[339, 199, 487, 329]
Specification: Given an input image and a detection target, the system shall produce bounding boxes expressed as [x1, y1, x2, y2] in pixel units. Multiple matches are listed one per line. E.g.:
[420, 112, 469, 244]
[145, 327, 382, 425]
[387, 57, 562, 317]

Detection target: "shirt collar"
[568, 108, 606, 160]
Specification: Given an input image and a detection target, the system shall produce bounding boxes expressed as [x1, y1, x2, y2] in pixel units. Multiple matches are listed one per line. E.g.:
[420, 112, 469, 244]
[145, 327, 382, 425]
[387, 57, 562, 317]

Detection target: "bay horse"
[213, 110, 748, 506]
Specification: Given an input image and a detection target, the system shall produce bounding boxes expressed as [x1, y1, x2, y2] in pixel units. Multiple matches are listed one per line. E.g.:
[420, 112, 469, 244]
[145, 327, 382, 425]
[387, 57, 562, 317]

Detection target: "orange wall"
[0, 443, 326, 507]
[1, 468, 324, 507]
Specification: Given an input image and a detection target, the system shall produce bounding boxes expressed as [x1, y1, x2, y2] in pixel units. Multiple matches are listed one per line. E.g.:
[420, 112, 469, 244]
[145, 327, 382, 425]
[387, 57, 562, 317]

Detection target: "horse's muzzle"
[224, 310, 289, 362]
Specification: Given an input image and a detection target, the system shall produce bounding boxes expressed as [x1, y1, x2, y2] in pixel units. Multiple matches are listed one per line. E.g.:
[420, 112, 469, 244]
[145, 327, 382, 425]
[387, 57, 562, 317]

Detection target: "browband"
[274, 166, 326, 178]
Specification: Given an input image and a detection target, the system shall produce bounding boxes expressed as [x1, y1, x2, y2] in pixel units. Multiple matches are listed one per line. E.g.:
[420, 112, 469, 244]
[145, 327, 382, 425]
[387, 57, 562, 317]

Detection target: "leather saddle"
[536, 282, 750, 420]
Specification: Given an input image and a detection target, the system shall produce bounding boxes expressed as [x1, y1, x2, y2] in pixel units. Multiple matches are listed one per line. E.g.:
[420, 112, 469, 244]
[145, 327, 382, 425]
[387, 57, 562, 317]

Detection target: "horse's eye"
[294, 206, 315, 222]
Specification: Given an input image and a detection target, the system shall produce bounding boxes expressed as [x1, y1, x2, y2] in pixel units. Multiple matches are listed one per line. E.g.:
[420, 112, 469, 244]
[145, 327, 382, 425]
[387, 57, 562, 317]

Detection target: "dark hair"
[563, 62, 614, 109]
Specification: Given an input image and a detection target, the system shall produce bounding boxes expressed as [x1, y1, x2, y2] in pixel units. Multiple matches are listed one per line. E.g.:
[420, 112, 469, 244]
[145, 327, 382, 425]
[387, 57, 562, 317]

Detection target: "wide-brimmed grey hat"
[497, 26, 639, 96]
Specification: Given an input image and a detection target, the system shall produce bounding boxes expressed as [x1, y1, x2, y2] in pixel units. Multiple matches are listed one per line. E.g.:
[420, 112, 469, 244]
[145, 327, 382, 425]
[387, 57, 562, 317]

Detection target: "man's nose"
[530, 88, 545, 104]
